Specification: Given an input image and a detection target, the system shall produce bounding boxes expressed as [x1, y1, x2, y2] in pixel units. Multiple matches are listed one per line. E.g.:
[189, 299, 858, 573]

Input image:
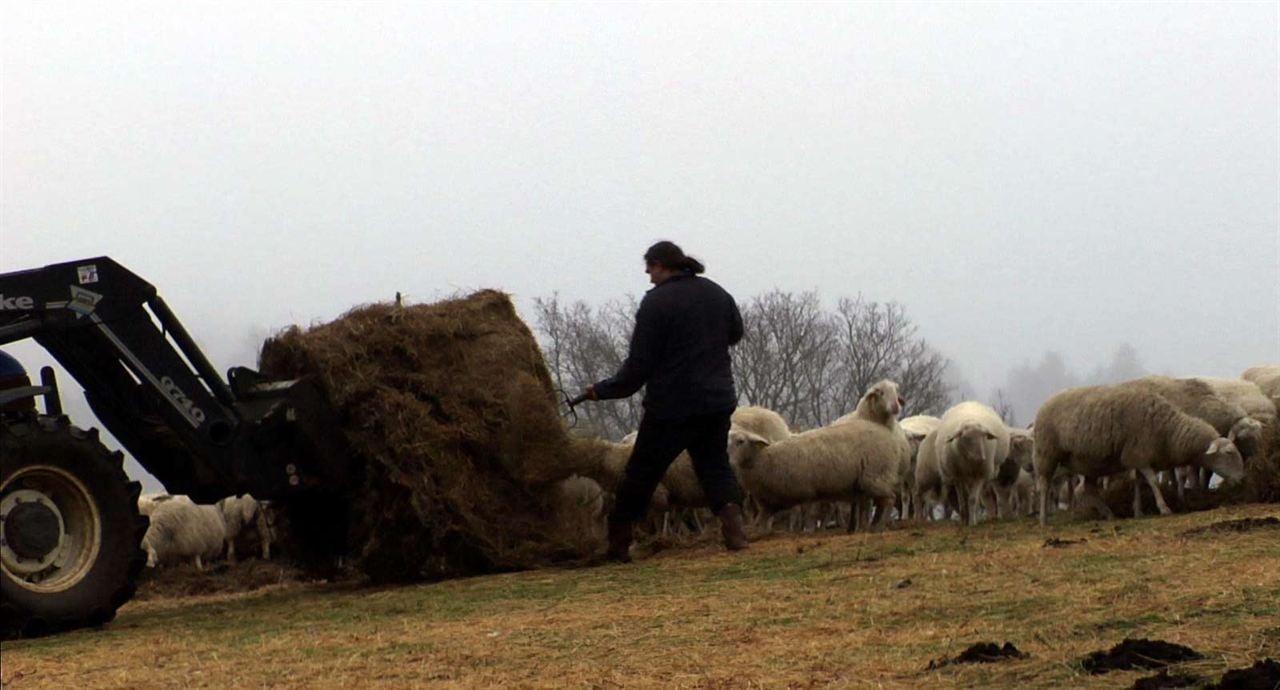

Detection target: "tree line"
[533, 289, 954, 440]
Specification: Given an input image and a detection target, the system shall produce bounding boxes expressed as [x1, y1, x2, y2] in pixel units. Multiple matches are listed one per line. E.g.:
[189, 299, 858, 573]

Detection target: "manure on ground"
[1080, 638, 1203, 674]
[925, 642, 1027, 670]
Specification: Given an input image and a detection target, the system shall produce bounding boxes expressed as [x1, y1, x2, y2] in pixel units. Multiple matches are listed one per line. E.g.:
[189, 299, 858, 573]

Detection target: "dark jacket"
[592, 273, 743, 419]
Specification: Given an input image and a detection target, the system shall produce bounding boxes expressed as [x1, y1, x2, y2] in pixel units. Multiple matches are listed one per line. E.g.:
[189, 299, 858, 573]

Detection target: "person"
[0, 349, 36, 416]
[580, 241, 749, 562]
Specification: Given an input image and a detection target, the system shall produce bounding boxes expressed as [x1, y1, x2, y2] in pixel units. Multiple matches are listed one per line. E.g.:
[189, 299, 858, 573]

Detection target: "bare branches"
[533, 289, 954, 435]
[531, 294, 643, 440]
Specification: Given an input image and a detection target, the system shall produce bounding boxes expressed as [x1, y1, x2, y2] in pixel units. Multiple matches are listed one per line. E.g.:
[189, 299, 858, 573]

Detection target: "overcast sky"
[3, 2, 1277, 490]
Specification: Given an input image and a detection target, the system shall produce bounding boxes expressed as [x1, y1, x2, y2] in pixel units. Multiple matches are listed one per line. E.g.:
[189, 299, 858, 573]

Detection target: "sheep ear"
[1206, 438, 1227, 454]
[898, 396, 906, 407]
[985, 431, 997, 440]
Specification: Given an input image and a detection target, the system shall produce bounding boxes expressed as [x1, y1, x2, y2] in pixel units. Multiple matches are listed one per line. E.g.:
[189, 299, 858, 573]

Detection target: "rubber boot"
[717, 503, 750, 551]
[606, 518, 633, 563]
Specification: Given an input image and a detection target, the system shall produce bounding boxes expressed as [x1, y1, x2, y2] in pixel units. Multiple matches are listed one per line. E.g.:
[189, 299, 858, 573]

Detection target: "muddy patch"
[1081, 638, 1203, 674]
[1205, 658, 1280, 689]
[1043, 537, 1087, 548]
[1181, 517, 1280, 538]
[926, 642, 1028, 670]
[1131, 669, 1202, 689]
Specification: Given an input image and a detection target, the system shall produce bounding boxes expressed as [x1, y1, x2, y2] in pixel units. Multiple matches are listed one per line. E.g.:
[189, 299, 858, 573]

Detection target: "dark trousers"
[611, 409, 744, 523]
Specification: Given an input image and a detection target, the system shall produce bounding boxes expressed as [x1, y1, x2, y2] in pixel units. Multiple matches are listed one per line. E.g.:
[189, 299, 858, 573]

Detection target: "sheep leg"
[1037, 474, 1051, 526]
[968, 481, 984, 526]
[1132, 470, 1144, 518]
[226, 539, 237, 565]
[195, 555, 205, 571]
[1138, 467, 1173, 515]
[872, 495, 895, 531]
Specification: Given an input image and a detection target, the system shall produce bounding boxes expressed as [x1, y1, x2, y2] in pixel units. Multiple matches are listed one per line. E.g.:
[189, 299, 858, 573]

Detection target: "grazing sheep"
[990, 428, 1034, 519]
[728, 419, 907, 532]
[580, 438, 671, 510]
[1033, 385, 1246, 525]
[1194, 377, 1278, 423]
[913, 429, 947, 520]
[549, 475, 606, 546]
[899, 415, 941, 518]
[141, 497, 227, 569]
[934, 402, 1011, 526]
[1242, 366, 1280, 400]
[217, 494, 273, 563]
[1123, 376, 1262, 450]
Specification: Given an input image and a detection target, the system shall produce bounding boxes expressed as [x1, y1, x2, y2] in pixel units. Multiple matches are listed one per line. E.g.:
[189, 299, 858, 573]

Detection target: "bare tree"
[991, 388, 1016, 426]
[730, 290, 839, 430]
[532, 294, 642, 439]
[534, 289, 952, 437]
[830, 296, 952, 419]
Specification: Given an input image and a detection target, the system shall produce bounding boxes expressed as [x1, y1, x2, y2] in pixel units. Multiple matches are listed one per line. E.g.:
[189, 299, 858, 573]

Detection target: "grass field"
[4, 504, 1279, 689]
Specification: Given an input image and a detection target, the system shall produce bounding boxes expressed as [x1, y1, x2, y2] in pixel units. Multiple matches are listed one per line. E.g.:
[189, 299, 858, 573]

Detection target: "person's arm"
[589, 299, 662, 400]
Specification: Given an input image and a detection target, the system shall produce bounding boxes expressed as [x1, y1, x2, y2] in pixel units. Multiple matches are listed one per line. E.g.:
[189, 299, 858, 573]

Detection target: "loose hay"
[1130, 669, 1202, 689]
[258, 291, 609, 582]
[1180, 517, 1280, 538]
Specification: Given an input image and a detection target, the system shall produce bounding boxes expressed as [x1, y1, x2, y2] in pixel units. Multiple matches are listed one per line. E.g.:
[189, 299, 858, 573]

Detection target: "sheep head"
[1227, 417, 1262, 445]
[947, 423, 998, 463]
[727, 429, 770, 467]
[1203, 437, 1245, 481]
[1007, 430, 1035, 471]
[860, 379, 905, 418]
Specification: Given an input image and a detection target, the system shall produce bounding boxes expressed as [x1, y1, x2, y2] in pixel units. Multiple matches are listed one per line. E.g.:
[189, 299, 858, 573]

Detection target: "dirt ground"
[3, 504, 1278, 689]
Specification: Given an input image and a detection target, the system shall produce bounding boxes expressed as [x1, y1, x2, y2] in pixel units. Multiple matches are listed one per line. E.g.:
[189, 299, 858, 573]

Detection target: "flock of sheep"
[137, 492, 275, 569]
[139, 366, 1279, 572]
[561, 365, 1280, 538]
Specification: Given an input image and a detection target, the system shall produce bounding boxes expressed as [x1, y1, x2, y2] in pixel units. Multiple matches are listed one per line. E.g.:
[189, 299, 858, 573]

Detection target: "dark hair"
[643, 241, 705, 275]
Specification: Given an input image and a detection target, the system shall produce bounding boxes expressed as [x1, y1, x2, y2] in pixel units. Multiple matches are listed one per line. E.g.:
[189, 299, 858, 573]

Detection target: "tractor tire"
[0, 417, 148, 638]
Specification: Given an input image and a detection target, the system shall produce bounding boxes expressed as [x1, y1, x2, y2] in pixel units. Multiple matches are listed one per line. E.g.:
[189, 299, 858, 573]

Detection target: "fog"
[3, 2, 1276, 491]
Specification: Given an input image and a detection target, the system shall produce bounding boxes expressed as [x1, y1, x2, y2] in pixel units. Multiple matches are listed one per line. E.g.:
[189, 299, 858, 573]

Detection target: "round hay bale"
[258, 290, 609, 581]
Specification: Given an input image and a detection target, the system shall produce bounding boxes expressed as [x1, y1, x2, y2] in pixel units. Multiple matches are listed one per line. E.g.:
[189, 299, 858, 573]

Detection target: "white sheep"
[1242, 365, 1280, 401]
[833, 379, 905, 429]
[1033, 385, 1246, 525]
[833, 380, 909, 525]
[933, 402, 1010, 526]
[1124, 376, 1262, 450]
[912, 429, 949, 521]
[731, 406, 793, 442]
[989, 428, 1034, 519]
[1193, 376, 1278, 424]
[549, 475, 605, 546]
[141, 497, 227, 569]
[728, 418, 907, 533]
[137, 493, 188, 516]
[216, 494, 273, 563]
[898, 415, 940, 518]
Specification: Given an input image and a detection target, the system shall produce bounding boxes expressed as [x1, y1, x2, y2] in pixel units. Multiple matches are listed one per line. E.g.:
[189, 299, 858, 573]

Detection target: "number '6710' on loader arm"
[0, 257, 352, 638]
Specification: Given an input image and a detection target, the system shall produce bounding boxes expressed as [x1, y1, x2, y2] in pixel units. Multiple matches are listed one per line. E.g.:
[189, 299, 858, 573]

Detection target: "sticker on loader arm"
[77, 264, 99, 284]
[67, 286, 103, 318]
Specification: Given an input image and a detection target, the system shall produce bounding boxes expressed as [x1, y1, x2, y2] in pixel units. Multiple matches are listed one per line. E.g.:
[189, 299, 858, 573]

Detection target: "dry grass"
[3, 504, 1279, 689]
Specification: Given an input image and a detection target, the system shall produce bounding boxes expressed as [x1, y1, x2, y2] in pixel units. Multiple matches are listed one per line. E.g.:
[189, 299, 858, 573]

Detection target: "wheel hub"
[4, 498, 61, 560]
